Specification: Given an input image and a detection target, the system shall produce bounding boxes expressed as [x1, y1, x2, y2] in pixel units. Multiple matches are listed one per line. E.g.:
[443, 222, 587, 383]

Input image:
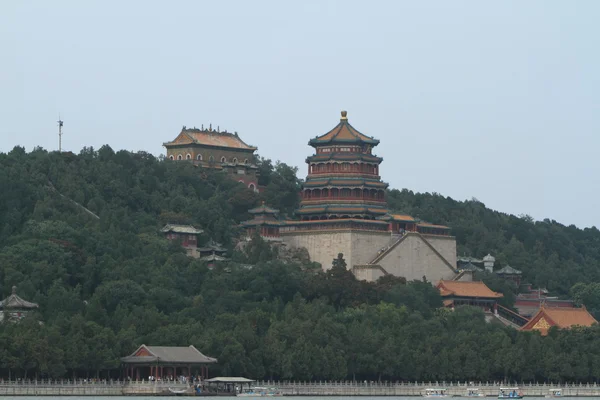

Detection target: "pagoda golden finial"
[340, 110, 348, 120]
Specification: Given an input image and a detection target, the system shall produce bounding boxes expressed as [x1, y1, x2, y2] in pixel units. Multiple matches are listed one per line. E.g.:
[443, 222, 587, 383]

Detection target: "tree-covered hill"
[1, 145, 600, 382]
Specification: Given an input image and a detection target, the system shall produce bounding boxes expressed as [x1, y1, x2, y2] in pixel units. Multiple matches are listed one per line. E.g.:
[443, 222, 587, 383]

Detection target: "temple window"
[177, 154, 183, 160]
[232, 157, 238, 164]
[221, 157, 227, 163]
[244, 159, 249, 164]
[186, 154, 192, 160]
[197, 154, 202, 161]
[169, 155, 174, 160]
[209, 155, 214, 162]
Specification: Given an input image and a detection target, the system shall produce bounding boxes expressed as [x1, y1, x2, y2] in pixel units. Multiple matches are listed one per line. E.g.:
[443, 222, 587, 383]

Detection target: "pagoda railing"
[301, 197, 386, 203]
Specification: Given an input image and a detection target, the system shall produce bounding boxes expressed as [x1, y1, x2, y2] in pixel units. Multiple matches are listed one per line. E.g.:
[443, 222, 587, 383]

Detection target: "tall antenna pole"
[58, 115, 64, 152]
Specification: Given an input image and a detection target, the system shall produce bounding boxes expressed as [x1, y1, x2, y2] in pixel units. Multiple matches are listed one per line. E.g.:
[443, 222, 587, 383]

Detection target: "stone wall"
[377, 234, 457, 282]
[422, 234, 457, 269]
[281, 231, 354, 269]
[282, 229, 458, 284]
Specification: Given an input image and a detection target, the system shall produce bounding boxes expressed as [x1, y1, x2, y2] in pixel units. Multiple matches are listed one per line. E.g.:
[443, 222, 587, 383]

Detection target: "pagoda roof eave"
[241, 221, 283, 227]
[308, 137, 379, 146]
[306, 154, 383, 163]
[282, 218, 389, 226]
[308, 111, 380, 146]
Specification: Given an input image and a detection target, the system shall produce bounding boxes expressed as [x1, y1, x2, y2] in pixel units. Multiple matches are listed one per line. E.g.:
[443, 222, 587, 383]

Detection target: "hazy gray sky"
[1, 1, 599, 228]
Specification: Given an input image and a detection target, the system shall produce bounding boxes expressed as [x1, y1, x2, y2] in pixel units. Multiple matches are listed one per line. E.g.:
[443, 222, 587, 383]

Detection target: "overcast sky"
[1, 1, 599, 228]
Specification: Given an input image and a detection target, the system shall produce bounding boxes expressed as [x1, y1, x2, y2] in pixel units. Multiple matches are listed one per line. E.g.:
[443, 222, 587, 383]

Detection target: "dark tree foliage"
[0, 146, 600, 382]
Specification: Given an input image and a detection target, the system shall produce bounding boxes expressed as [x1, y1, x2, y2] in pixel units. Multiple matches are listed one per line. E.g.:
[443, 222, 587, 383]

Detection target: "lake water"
[0, 397, 587, 399]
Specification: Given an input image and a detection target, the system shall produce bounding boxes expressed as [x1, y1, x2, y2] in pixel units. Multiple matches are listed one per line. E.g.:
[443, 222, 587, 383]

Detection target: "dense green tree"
[0, 146, 600, 382]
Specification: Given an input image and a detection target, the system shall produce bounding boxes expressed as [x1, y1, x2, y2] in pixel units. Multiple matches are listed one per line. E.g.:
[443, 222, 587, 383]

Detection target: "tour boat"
[424, 388, 448, 398]
[546, 389, 562, 398]
[498, 387, 523, 399]
[237, 387, 281, 397]
[167, 387, 189, 395]
[466, 388, 485, 397]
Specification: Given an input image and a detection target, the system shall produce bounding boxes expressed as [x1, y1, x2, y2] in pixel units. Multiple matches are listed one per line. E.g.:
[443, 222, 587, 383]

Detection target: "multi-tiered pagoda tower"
[277, 111, 459, 283]
[297, 110, 389, 222]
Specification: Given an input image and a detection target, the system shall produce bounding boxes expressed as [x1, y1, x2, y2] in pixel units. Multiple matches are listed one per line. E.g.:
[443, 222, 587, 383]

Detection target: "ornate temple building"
[241, 202, 283, 242]
[121, 345, 217, 381]
[520, 306, 597, 335]
[161, 224, 204, 258]
[164, 126, 259, 192]
[247, 111, 460, 283]
[437, 280, 503, 313]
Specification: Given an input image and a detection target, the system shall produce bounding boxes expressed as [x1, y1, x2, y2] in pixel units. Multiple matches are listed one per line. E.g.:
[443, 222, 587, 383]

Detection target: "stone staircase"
[494, 304, 529, 329]
[367, 233, 407, 265]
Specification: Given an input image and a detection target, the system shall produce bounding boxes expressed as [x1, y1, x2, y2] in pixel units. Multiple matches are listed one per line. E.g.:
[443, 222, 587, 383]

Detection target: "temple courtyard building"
[437, 280, 503, 314]
[164, 125, 259, 191]
[520, 306, 597, 335]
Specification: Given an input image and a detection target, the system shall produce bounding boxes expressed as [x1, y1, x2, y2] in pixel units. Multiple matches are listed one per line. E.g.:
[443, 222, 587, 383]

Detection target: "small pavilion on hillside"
[121, 345, 217, 381]
[0, 286, 39, 323]
[241, 202, 283, 241]
[495, 264, 522, 286]
[520, 306, 597, 335]
[437, 280, 503, 313]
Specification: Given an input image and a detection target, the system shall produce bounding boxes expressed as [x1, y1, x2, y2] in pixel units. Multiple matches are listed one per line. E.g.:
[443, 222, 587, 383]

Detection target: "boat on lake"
[237, 387, 281, 397]
[498, 387, 523, 399]
[466, 388, 485, 397]
[423, 388, 448, 397]
[546, 389, 562, 397]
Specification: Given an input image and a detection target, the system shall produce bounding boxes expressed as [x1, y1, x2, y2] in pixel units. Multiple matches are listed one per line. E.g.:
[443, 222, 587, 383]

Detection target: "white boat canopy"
[205, 377, 256, 383]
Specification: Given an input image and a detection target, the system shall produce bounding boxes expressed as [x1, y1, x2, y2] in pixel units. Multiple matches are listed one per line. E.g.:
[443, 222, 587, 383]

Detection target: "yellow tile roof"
[437, 280, 503, 299]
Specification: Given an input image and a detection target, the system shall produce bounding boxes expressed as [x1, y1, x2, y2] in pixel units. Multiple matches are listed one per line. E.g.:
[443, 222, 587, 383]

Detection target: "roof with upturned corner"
[309, 111, 379, 146]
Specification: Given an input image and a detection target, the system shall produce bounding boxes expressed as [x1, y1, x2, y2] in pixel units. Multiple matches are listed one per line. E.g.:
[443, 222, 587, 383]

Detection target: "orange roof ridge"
[437, 280, 503, 299]
[521, 306, 597, 335]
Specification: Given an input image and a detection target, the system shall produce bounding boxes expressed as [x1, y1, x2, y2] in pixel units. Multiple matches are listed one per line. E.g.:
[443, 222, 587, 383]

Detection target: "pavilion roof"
[521, 306, 597, 335]
[437, 280, 503, 299]
[248, 202, 279, 215]
[160, 224, 204, 235]
[164, 127, 256, 151]
[202, 254, 228, 262]
[121, 345, 217, 364]
[0, 286, 39, 310]
[197, 240, 226, 253]
[459, 262, 483, 272]
[457, 256, 483, 264]
[495, 265, 522, 275]
[309, 111, 379, 146]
